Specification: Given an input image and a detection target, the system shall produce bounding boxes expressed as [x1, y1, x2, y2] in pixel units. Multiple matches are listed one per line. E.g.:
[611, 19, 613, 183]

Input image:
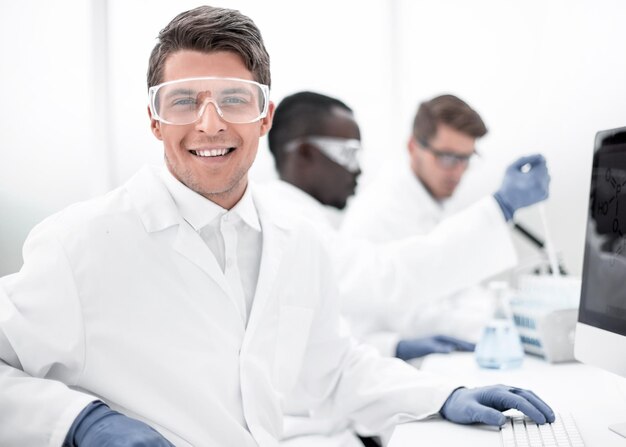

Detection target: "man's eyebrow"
[220, 87, 253, 96]
[163, 88, 197, 99]
[161, 86, 255, 101]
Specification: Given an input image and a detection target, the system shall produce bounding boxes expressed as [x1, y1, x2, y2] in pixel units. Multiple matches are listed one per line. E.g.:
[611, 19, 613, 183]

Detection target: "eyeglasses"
[286, 136, 362, 173]
[148, 76, 270, 125]
[418, 138, 478, 169]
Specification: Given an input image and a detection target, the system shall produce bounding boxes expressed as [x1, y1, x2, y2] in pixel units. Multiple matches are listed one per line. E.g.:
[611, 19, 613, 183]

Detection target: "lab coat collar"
[124, 165, 290, 237]
[403, 163, 446, 215]
[125, 166, 183, 233]
[125, 166, 296, 329]
[249, 182, 295, 232]
[125, 166, 231, 295]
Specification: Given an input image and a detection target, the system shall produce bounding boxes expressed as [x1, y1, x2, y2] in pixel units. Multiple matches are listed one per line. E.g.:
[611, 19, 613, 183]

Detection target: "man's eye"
[172, 97, 197, 106]
[440, 155, 457, 163]
[221, 96, 249, 105]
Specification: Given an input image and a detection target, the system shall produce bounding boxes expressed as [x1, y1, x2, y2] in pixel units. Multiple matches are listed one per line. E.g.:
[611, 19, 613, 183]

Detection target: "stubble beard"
[164, 154, 249, 205]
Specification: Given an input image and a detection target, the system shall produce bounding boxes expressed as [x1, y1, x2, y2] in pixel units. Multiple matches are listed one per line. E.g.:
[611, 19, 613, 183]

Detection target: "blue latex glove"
[439, 385, 555, 426]
[493, 154, 550, 221]
[64, 401, 174, 447]
[395, 335, 475, 361]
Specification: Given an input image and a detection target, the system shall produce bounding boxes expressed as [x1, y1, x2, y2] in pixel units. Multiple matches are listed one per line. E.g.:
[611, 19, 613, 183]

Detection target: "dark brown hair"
[147, 5, 271, 89]
[413, 94, 487, 143]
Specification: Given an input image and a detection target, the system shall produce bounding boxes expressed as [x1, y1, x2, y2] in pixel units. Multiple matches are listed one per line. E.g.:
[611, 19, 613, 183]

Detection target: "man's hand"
[64, 401, 174, 447]
[494, 154, 550, 220]
[439, 385, 555, 426]
[395, 335, 475, 361]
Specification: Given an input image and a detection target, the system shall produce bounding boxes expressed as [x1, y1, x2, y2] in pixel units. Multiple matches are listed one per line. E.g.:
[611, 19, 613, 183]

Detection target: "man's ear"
[407, 136, 419, 156]
[148, 105, 163, 140]
[259, 101, 275, 137]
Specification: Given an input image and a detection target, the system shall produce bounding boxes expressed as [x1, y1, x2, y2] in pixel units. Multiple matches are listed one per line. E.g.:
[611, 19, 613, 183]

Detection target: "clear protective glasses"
[286, 136, 362, 173]
[418, 138, 478, 169]
[148, 76, 270, 125]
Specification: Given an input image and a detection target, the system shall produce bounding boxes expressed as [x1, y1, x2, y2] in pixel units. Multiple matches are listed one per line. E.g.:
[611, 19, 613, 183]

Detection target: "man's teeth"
[193, 148, 231, 157]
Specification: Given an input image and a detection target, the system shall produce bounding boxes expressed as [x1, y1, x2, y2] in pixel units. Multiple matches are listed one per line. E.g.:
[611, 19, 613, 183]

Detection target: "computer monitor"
[575, 126, 626, 437]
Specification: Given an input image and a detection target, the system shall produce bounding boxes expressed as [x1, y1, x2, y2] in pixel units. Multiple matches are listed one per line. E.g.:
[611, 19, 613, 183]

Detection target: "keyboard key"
[500, 420, 517, 447]
[513, 417, 531, 447]
[500, 413, 584, 447]
[538, 422, 557, 446]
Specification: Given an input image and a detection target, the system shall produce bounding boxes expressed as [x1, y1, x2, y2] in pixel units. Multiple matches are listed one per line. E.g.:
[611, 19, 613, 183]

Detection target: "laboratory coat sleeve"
[337, 197, 516, 319]
[283, 239, 460, 435]
[351, 331, 401, 359]
[0, 222, 98, 446]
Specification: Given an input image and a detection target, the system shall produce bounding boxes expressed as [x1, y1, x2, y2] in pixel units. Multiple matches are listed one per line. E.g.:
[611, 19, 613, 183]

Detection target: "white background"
[1, 0, 625, 277]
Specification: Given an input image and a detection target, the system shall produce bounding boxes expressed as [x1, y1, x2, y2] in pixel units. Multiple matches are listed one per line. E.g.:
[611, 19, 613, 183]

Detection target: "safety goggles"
[286, 136, 362, 173]
[418, 138, 478, 169]
[148, 76, 270, 125]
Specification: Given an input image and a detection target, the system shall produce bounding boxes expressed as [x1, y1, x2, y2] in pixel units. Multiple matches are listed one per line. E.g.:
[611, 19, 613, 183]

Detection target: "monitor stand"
[609, 423, 626, 438]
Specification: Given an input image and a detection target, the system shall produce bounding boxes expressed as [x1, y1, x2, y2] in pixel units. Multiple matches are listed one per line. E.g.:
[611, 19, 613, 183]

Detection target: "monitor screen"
[576, 126, 626, 437]
[578, 128, 626, 336]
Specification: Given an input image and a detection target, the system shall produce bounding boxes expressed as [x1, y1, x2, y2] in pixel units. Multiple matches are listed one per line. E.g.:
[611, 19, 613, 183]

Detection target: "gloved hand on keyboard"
[439, 385, 555, 426]
[395, 335, 475, 361]
[493, 154, 550, 221]
[64, 401, 174, 447]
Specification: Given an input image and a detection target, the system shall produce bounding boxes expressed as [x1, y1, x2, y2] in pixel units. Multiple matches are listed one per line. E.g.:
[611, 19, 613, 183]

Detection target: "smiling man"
[148, 50, 270, 210]
[0, 6, 555, 447]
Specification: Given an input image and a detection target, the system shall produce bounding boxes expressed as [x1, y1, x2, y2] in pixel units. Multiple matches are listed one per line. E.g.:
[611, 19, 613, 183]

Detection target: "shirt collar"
[158, 167, 261, 232]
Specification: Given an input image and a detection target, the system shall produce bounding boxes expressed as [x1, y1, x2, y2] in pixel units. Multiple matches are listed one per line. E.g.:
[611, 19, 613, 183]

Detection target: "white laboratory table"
[389, 352, 626, 446]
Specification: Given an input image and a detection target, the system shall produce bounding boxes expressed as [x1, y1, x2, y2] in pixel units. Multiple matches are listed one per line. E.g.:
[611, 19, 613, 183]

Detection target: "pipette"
[538, 203, 560, 276]
[519, 161, 560, 276]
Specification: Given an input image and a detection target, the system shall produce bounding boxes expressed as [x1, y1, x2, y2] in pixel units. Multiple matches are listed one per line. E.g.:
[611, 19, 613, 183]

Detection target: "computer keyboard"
[500, 413, 585, 446]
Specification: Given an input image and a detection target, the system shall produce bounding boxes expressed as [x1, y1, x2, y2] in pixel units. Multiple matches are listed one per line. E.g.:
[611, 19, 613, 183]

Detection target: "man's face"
[309, 108, 361, 209]
[149, 50, 274, 208]
[408, 123, 476, 200]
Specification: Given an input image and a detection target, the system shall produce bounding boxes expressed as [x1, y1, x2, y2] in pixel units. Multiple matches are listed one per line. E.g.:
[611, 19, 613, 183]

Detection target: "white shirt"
[160, 168, 261, 324]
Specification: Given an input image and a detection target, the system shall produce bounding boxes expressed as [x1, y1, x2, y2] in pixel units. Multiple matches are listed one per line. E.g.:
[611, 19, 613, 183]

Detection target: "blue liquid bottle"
[475, 282, 524, 369]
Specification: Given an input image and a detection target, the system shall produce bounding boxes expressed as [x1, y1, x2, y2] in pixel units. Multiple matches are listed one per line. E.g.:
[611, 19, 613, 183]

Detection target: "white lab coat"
[342, 161, 517, 351]
[259, 179, 516, 447]
[0, 166, 460, 447]
[343, 161, 482, 242]
[263, 178, 517, 356]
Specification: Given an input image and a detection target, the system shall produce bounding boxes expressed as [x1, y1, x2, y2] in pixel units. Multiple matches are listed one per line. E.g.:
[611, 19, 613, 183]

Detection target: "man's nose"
[195, 100, 227, 134]
[447, 161, 468, 181]
[453, 160, 469, 173]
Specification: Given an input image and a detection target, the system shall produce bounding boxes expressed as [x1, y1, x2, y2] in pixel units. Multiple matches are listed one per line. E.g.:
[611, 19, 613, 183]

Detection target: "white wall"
[2, 0, 625, 277]
[0, 0, 111, 275]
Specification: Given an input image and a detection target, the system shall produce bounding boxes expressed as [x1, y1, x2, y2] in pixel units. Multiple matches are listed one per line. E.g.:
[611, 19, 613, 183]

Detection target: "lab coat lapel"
[172, 224, 231, 295]
[125, 166, 230, 295]
[244, 188, 291, 339]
